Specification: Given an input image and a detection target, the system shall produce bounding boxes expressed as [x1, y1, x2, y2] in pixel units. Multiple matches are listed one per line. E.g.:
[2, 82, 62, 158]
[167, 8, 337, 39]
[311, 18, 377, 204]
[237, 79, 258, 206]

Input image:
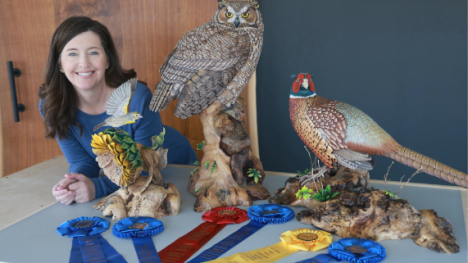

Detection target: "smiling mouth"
[76, 72, 94, 76]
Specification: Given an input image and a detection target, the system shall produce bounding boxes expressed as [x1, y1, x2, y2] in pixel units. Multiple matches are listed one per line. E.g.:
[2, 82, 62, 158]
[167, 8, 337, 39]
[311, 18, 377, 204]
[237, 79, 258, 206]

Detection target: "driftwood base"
[93, 146, 181, 220]
[269, 167, 459, 253]
[296, 189, 459, 254]
[93, 180, 181, 221]
[188, 102, 270, 212]
[269, 167, 369, 209]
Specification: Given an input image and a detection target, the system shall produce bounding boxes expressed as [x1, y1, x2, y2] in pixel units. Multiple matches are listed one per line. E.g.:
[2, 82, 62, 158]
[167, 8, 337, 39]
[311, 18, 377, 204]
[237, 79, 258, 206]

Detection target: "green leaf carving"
[211, 161, 217, 173]
[295, 186, 313, 200]
[197, 141, 205, 150]
[297, 168, 310, 176]
[248, 168, 261, 183]
[151, 127, 165, 150]
[311, 185, 339, 202]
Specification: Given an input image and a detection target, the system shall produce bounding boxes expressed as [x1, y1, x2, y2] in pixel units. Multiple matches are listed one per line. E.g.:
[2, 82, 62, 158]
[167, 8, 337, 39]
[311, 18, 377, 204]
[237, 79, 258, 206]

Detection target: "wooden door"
[0, 0, 62, 177]
[0, 0, 258, 177]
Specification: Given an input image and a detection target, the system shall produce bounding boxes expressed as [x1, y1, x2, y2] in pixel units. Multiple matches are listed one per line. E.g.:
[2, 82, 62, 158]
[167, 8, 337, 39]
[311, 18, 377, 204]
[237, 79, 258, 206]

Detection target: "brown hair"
[39, 16, 136, 140]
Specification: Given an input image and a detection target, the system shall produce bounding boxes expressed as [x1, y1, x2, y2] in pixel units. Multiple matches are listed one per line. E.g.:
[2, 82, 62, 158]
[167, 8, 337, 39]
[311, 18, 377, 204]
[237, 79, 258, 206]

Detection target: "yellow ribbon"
[205, 229, 332, 263]
[280, 228, 333, 252]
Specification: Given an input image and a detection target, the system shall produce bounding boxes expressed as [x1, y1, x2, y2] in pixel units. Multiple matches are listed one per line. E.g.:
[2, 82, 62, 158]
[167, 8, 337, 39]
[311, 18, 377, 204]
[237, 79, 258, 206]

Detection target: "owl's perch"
[93, 144, 181, 220]
[188, 102, 270, 212]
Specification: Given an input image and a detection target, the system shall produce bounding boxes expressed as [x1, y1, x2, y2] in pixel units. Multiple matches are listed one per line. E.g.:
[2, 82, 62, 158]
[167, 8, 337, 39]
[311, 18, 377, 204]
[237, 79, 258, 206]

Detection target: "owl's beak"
[234, 17, 240, 27]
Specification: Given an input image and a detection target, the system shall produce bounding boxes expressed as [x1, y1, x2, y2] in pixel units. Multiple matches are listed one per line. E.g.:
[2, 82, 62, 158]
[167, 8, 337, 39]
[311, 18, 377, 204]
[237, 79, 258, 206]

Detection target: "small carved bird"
[149, 0, 263, 119]
[289, 73, 467, 188]
[94, 78, 142, 131]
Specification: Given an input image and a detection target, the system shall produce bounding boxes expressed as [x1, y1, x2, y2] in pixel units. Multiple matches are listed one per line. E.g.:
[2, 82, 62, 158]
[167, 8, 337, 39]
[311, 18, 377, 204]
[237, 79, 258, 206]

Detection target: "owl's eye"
[241, 12, 249, 18]
[225, 12, 233, 18]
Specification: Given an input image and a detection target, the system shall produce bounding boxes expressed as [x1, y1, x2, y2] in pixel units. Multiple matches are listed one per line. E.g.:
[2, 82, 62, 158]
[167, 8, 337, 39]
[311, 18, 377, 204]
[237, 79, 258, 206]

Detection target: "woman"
[39, 16, 196, 205]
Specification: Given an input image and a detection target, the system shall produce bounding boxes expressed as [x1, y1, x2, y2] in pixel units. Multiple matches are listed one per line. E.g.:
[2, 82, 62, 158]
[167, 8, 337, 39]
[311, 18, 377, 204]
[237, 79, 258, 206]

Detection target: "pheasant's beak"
[302, 78, 309, 89]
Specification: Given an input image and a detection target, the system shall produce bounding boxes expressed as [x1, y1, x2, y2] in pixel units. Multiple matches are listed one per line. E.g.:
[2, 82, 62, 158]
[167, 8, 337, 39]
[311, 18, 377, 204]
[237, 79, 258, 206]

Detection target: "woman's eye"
[241, 12, 249, 18]
[68, 52, 77, 57]
[226, 12, 233, 18]
[89, 51, 99, 55]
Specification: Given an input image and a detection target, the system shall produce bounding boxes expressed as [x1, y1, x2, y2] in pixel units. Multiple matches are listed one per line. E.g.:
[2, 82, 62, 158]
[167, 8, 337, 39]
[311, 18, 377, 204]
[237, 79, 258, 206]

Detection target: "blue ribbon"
[187, 204, 294, 262]
[57, 216, 109, 238]
[297, 238, 386, 263]
[248, 204, 295, 224]
[57, 216, 126, 263]
[113, 217, 164, 263]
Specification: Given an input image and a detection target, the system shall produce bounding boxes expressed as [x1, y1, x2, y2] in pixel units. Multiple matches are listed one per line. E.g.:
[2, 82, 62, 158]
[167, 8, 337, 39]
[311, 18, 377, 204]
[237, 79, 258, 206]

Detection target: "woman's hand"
[52, 176, 78, 205]
[66, 173, 96, 203]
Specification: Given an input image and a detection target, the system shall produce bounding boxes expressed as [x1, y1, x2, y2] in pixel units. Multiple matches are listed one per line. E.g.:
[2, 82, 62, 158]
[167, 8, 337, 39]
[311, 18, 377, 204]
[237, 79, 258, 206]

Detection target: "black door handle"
[7, 61, 25, 122]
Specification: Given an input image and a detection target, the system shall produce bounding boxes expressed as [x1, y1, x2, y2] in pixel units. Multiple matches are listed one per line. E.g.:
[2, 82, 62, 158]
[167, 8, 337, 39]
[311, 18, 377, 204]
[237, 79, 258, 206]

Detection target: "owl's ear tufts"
[218, 0, 228, 8]
[249, 0, 259, 9]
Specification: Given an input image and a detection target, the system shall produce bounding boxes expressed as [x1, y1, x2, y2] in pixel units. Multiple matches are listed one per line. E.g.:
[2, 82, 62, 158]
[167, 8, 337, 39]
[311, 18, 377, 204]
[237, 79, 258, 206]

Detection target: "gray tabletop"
[0, 166, 466, 263]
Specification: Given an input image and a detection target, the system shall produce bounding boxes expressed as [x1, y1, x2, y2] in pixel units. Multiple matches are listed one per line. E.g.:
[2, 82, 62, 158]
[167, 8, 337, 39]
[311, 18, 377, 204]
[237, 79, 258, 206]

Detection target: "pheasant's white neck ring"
[290, 92, 316, 99]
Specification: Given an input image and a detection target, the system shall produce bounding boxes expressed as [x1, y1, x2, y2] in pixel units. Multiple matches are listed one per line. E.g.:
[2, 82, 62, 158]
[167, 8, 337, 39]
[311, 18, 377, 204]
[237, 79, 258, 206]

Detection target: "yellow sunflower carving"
[91, 129, 143, 186]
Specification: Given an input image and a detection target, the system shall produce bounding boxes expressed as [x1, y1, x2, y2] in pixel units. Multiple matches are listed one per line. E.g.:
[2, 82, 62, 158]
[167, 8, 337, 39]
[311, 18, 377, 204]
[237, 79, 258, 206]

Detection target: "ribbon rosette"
[113, 216, 164, 238]
[113, 217, 164, 263]
[56, 216, 109, 238]
[202, 206, 249, 224]
[328, 238, 386, 263]
[56, 216, 126, 263]
[280, 229, 333, 252]
[248, 203, 295, 224]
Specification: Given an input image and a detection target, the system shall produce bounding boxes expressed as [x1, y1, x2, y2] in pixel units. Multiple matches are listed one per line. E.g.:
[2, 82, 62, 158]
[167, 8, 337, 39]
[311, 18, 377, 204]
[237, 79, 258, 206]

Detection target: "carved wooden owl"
[149, 0, 264, 119]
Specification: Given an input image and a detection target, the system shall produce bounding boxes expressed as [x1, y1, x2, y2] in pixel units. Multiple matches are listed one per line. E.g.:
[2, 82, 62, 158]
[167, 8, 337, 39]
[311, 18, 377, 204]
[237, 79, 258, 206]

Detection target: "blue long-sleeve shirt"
[40, 82, 197, 198]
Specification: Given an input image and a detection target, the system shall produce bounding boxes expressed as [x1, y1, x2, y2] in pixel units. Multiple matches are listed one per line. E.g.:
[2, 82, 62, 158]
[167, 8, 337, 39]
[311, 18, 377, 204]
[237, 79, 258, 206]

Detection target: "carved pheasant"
[289, 73, 467, 188]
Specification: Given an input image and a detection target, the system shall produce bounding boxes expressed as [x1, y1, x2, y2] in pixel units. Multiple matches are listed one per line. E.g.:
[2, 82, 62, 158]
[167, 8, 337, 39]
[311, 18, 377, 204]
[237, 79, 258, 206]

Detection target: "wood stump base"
[188, 102, 270, 213]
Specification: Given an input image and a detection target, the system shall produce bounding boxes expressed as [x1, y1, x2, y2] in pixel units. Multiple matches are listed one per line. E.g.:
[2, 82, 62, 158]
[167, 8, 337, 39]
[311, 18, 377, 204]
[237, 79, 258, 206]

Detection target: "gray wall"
[257, 0, 467, 186]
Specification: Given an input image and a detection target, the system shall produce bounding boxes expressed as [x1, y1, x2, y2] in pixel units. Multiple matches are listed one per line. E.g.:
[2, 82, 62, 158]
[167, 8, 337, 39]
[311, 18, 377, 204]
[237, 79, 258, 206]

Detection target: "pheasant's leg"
[300, 166, 329, 186]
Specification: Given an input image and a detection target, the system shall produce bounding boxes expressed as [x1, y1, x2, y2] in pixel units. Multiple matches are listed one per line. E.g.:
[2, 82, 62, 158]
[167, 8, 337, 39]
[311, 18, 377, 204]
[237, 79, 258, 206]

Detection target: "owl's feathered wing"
[107, 78, 137, 117]
[149, 22, 251, 119]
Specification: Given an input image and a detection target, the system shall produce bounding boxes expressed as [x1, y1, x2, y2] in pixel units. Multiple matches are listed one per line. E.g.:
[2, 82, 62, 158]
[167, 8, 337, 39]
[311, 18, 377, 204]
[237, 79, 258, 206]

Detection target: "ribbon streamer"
[113, 217, 164, 263]
[188, 204, 295, 262]
[57, 216, 126, 263]
[205, 228, 332, 263]
[158, 207, 249, 263]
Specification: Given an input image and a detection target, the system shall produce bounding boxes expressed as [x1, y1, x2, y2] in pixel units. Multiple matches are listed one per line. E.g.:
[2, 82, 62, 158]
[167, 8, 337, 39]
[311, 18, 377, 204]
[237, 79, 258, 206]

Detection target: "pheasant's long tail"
[149, 81, 172, 112]
[385, 146, 467, 188]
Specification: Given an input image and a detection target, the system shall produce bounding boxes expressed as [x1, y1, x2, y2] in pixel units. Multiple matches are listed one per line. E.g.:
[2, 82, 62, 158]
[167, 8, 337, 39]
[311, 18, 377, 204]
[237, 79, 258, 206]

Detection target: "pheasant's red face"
[292, 73, 315, 93]
[292, 74, 305, 93]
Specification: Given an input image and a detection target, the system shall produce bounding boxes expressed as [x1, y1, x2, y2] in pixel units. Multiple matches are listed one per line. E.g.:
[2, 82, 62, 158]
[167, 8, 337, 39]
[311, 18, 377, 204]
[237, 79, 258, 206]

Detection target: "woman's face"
[60, 31, 108, 93]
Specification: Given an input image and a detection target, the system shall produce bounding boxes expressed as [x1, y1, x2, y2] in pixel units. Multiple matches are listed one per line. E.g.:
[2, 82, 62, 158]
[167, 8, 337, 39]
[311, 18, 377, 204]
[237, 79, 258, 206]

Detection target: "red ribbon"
[159, 207, 249, 263]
